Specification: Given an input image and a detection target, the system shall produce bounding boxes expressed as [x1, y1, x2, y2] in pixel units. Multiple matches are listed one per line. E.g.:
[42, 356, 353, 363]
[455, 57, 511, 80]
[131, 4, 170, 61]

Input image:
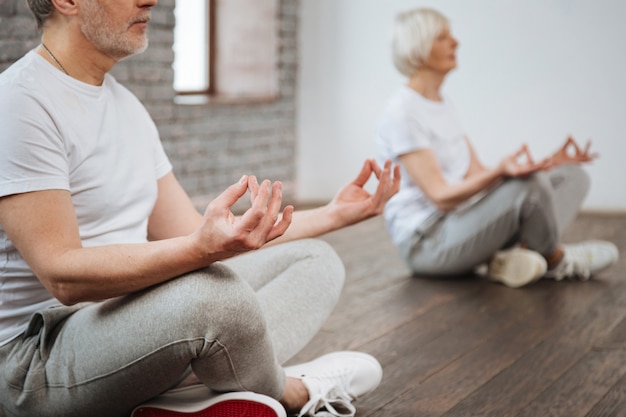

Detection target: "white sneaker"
[545, 240, 619, 281]
[487, 247, 547, 288]
[284, 351, 383, 417]
[131, 384, 286, 417]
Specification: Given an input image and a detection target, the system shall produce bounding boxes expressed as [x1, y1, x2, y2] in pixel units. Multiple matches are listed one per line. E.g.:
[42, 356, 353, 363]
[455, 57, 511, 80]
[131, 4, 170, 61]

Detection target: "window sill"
[174, 93, 279, 106]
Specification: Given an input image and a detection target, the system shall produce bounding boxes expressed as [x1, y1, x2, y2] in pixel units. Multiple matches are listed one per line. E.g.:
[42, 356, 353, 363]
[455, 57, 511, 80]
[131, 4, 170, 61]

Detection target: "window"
[173, 0, 279, 101]
[173, 0, 210, 92]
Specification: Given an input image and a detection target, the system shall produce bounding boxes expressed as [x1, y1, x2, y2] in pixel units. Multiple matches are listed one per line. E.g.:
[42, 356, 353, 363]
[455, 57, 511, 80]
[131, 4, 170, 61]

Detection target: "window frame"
[173, 0, 280, 104]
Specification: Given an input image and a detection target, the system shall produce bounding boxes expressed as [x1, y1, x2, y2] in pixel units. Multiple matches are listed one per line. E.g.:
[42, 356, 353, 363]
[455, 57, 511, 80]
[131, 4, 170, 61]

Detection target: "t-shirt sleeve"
[0, 88, 70, 198]
[378, 111, 431, 159]
[114, 80, 172, 182]
[151, 127, 173, 180]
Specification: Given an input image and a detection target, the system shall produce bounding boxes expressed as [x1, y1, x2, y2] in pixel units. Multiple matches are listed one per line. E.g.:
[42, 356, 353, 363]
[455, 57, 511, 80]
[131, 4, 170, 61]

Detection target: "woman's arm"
[400, 141, 542, 212]
[464, 137, 488, 177]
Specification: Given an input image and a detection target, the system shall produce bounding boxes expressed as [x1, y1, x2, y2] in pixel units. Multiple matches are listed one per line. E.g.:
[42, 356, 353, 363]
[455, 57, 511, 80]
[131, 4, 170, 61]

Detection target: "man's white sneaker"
[131, 384, 286, 417]
[284, 351, 383, 417]
[487, 247, 547, 288]
[545, 239, 619, 281]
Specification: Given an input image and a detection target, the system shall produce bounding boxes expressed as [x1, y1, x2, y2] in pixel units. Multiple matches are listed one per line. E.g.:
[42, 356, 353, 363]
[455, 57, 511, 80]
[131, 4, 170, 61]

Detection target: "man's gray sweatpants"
[0, 238, 345, 417]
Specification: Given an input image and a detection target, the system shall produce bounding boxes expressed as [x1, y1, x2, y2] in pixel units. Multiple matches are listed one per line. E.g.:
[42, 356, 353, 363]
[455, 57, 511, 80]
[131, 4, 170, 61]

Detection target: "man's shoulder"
[103, 73, 148, 110]
[0, 51, 52, 100]
[1, 50, 37, 82]
[0, 51, 56, 114]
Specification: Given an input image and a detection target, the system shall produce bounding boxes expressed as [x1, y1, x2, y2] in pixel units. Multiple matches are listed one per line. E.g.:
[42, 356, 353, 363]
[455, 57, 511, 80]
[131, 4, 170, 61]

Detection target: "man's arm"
[264, 159, 400, 245]
[147, 171, 204, 239]
[0, 174, 290, 305]
[151, 159, 400, 247]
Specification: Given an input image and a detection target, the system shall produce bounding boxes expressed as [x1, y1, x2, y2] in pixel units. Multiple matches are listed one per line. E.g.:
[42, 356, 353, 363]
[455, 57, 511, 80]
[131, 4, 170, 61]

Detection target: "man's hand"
[327, 159, 401, 228]
[193, 175, 293, 260]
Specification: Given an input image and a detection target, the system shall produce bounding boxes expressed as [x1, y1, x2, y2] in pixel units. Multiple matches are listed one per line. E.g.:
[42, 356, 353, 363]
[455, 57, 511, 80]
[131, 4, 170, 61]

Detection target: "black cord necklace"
[41, 42, 69, 75]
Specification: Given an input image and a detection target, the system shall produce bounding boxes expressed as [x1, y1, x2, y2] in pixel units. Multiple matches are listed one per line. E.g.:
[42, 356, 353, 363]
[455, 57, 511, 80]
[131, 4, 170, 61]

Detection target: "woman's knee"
[516, 172, 553, 199]
[520, 165, 590, 203]
[549, 164, 590, 196]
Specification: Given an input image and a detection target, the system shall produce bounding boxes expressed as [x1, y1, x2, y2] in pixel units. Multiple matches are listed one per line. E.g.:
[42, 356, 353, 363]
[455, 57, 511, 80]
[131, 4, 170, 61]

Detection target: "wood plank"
[359, 280, 612, 417]
[514, 349, 626, 417]
[354, 283, 564, 416]
[441, 281, 626, 417]
[286, 274, 482, 363]
[281, 213, 626, 416]
[593, 299, 626, 350]
[585, 373, 626, 417]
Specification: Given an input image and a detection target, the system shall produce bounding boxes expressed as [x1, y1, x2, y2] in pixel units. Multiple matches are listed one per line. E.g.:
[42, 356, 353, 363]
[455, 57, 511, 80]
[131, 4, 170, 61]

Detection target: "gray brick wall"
[0, 0, 299, 209]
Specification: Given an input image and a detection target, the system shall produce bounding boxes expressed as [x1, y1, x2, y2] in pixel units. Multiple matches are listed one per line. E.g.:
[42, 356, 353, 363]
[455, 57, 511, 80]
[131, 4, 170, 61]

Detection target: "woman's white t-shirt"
[0, 51, 173, 346]
[376, 86, 470, 246]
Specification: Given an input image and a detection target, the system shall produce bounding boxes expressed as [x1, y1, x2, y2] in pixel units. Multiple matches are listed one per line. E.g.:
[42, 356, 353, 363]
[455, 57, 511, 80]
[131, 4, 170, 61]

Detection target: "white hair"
[391, 8, 450, 77]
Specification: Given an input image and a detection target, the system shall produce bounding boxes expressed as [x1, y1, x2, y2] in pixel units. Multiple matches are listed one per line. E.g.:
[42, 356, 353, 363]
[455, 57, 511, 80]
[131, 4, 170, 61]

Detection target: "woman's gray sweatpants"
[398, 164, 590, 276]
[0, 238, 345, 417]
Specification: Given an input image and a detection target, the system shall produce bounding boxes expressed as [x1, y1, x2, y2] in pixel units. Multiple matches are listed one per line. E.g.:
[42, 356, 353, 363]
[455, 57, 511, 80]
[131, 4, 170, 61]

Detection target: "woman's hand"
[541, 136, 598, 169]
[498, 144, 546, 177]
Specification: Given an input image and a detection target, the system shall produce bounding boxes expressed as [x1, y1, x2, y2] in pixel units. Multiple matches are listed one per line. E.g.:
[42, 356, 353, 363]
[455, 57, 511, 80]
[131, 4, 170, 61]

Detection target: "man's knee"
[297, 238, 345, 296]
[148, 264, 268, 342]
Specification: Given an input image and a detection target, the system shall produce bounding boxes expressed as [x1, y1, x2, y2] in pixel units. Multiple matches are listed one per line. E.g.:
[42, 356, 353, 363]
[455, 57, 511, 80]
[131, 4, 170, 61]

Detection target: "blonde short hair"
[392, 8, 450, 77]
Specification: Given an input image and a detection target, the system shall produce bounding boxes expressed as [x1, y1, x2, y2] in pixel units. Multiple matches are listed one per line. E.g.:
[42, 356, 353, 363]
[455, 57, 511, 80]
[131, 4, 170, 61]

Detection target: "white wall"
[296, 0, 626, 211]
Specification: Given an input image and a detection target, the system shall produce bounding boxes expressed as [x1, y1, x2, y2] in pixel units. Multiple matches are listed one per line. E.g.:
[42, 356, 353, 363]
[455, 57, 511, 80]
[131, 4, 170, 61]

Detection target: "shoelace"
[554, 250, 592, 281]
[298, 370, 357, 417]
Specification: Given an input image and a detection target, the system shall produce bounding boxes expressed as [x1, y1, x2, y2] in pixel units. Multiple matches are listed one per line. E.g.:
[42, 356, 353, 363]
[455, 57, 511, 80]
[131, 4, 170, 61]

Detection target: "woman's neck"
[407, 69, 446, 102]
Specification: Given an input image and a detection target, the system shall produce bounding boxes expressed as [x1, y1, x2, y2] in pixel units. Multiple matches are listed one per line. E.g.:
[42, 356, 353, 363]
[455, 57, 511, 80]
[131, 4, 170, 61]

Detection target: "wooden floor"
[285, 213, 626, 417]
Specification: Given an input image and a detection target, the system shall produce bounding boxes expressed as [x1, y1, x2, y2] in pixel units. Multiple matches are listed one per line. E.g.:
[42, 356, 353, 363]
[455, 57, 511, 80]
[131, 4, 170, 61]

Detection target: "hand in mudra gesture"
[542, 136, 598, 169]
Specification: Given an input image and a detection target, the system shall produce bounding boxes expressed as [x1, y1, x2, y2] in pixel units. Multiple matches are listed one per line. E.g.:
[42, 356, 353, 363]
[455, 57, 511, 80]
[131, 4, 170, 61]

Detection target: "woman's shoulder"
[382, 87, 419, 117]
[383, 87, 451, 124]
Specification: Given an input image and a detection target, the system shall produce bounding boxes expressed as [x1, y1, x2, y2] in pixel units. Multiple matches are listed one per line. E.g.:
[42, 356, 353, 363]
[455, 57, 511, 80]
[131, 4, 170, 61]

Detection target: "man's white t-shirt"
[0, 51, 173, 346]
[375, 86, 470, 246]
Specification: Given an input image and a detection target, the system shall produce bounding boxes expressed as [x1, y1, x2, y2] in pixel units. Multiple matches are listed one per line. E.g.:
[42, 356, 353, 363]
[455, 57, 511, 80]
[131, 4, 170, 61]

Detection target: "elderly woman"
[376, 7, 618, 287]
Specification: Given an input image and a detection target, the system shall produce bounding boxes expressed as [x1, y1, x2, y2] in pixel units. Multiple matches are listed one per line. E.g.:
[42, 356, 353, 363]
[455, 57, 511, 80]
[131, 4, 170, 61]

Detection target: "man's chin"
[116, 40, 149, 61]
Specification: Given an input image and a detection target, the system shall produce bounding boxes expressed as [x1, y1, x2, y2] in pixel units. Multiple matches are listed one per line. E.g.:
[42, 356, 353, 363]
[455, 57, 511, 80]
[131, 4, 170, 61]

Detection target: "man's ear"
[50, 0, 79, 17]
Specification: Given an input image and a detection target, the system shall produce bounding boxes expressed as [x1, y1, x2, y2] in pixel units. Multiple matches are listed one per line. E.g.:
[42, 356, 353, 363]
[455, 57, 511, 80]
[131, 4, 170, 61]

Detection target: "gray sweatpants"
[0, 238, 345, 417]
[398, 164, 590, 276]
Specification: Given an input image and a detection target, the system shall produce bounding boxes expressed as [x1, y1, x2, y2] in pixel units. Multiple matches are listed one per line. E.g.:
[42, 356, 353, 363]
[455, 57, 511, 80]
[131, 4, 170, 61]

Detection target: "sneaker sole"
[567, 239, 620, 275]
[489, 248, 547, 288]
[131, 391, 286, 417]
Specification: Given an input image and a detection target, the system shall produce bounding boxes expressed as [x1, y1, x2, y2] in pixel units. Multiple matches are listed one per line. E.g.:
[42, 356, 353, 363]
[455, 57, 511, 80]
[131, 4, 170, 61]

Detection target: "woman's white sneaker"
[284, 351, 383, 417]
[487, 247, 547, 288]
[545, 240, 619, 281]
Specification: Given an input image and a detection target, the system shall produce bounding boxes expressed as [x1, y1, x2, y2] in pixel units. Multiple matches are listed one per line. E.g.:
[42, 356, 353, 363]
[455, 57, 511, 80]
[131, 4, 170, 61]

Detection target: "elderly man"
[0, 0, 400, 416]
